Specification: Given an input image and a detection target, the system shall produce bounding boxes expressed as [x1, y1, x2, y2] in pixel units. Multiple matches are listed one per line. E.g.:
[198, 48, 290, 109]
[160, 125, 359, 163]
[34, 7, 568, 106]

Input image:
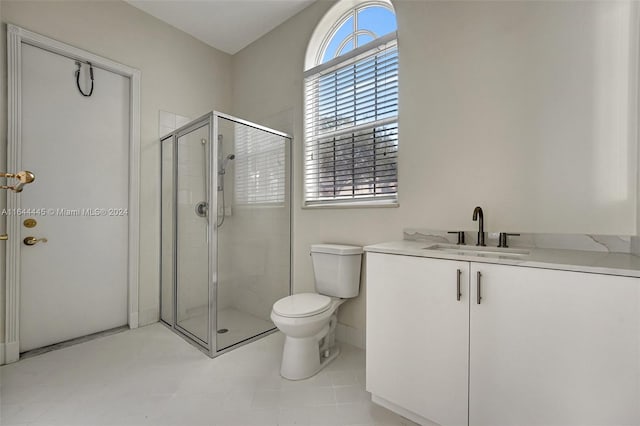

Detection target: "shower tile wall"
[225, 207, 289, 321]
[159, 110, 190, 138]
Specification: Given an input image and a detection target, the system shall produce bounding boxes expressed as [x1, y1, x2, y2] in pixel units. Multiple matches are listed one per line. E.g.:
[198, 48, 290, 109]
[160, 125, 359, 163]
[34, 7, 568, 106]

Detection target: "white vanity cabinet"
[366, 252, 640, 426]
[366, 253, 470, 426]
[468, 263, 640, 426]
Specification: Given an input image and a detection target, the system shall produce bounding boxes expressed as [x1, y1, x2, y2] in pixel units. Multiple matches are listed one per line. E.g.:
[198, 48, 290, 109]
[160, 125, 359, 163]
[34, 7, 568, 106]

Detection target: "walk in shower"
[160, 112, 291, 356]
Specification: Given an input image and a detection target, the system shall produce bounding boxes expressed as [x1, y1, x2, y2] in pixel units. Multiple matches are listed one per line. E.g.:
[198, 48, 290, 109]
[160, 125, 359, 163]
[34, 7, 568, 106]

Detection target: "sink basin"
[423, 243, 530, 259]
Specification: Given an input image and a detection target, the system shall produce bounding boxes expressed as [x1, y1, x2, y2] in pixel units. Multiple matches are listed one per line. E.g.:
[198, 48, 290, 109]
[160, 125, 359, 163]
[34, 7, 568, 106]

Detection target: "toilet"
[271, 244, 363, 380]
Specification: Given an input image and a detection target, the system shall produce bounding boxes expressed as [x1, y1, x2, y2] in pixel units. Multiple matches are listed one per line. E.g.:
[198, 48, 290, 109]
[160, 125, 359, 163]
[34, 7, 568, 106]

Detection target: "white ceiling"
[126, 0, 315, 55]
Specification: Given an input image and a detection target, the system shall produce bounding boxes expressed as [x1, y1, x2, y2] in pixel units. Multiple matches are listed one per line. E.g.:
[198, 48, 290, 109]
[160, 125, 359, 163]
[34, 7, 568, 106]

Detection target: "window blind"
[234, 126, 285, 205]
[304, 34, 398, 206]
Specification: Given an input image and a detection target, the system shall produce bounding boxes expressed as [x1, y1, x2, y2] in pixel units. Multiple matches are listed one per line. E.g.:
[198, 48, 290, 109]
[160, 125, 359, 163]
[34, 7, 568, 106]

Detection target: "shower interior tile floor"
[177, 307, 275, 350]
[0, 323, 417, 426]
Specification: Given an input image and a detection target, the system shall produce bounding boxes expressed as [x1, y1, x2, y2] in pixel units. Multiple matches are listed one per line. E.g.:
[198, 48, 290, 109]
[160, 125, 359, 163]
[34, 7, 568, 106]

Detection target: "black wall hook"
[75, 61, 94, 97]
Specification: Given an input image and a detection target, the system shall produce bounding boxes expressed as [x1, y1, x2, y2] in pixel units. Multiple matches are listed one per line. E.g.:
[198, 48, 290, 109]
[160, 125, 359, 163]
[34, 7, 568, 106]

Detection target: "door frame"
[3, 24, 141, 364]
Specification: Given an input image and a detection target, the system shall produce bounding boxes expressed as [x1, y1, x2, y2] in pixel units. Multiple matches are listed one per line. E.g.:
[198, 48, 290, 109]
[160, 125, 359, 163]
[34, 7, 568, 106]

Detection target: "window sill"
[234, 203, 286, 210]
[302, 201, 399, 209]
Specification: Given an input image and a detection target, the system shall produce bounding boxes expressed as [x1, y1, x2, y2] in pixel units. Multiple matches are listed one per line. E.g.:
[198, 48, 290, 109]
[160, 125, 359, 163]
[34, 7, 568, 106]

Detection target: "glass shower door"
[215, 114, 291, 351]
[175, 121, 212, 344]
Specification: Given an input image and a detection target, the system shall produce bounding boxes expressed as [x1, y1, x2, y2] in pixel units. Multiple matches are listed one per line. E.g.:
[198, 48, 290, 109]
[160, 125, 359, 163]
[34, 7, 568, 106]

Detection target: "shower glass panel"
[215, 117, 290, 351]
[175, 122, 211, 344]
[160, 111, 291, 357]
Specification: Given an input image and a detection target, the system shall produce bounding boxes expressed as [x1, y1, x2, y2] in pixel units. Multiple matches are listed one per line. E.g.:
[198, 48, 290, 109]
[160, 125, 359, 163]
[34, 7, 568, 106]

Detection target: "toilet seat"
[273, 293, 331, 318]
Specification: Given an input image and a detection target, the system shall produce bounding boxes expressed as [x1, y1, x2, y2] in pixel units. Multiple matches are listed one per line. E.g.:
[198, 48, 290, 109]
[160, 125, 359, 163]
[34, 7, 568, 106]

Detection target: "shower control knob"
[195, 201, 208, 218]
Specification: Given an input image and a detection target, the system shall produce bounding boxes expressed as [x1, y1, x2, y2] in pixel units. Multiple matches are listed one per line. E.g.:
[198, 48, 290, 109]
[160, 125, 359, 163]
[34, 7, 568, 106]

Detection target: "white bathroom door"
[17, 44, 130, 352]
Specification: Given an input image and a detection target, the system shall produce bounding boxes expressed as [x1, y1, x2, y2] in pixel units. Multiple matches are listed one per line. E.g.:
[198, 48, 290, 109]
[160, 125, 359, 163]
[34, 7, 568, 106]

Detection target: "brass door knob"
[0, 170, 35, 192]
[23, 236, 47, 246]
[0, 234, 8, 241]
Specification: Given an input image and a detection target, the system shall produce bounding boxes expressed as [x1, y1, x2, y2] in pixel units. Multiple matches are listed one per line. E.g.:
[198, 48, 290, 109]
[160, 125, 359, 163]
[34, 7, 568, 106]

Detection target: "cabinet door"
[367, 253, 469, 426]
[469, 263, 640, 426]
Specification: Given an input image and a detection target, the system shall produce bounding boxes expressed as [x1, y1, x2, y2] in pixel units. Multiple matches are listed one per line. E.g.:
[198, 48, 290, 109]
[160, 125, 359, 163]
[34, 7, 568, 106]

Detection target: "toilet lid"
[273, 293, 332, 318]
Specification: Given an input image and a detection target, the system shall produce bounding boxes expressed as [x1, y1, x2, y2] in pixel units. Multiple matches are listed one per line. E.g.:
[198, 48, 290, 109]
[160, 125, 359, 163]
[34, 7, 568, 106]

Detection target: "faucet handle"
[447, 231, 465, 245]
[498, 233, 520, 248]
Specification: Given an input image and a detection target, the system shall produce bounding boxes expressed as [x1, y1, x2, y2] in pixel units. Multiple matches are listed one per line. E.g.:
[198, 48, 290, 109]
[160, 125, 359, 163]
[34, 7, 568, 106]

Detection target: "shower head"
[223, 154, 235, 168]
[219, 153, 235, 175]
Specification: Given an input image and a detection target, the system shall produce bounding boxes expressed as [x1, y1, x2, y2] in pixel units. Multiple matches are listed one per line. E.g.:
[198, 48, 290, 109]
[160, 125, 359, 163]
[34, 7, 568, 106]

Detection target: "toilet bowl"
[271, 294, 344, 380]
[271, 244, 362, 380]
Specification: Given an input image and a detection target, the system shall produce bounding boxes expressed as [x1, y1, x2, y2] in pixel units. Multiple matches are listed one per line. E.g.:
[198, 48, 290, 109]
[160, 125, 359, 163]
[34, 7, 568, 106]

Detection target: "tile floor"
[0, 323, 416, 426]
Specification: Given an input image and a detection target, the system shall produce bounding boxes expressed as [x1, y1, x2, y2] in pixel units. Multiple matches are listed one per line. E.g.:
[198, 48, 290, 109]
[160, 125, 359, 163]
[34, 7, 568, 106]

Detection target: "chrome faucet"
[472, 206, 485, 246]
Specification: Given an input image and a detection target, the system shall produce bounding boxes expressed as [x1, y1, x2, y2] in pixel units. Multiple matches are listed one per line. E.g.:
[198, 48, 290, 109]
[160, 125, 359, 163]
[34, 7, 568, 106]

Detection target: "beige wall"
[0, 0, 232, 341]
[231, 0, 639, 333]
[0, 0, 637, 346]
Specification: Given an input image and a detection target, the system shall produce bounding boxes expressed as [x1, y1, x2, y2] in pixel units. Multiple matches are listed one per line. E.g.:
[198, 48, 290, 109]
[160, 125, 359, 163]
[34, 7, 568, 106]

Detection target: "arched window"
[304, 0, 399, 206]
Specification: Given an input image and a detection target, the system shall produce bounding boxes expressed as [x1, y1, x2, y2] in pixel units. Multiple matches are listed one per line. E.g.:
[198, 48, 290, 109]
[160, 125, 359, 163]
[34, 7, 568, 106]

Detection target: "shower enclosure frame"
[160, 111, 293, 358]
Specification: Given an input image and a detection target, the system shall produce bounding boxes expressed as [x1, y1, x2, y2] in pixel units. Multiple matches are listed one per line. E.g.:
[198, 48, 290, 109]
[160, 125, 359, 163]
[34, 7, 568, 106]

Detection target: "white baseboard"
[336, 323, 366, 349]
[129, 312, 139, 329]
[138, 307, 159, 327]
[3, 341, 19, 365]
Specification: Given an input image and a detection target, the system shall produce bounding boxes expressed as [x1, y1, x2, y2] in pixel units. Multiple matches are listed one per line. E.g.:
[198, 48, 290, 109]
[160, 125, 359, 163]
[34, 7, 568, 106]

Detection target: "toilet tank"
[311, 244, 363, 298]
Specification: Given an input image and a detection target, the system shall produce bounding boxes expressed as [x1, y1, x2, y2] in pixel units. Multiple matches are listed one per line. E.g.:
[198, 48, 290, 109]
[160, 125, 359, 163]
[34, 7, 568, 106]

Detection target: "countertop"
[364, 240, 640, 278]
